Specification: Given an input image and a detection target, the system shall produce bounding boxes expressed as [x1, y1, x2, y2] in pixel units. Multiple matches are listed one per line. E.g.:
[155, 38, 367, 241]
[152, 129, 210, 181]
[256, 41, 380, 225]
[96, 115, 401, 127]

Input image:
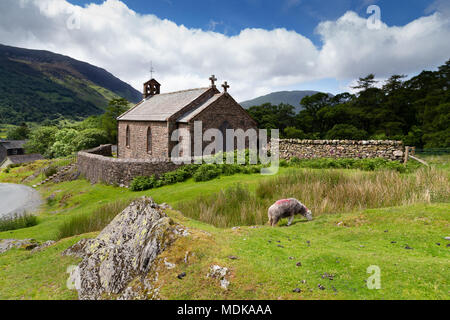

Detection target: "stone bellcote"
[143, 79, 161, 99]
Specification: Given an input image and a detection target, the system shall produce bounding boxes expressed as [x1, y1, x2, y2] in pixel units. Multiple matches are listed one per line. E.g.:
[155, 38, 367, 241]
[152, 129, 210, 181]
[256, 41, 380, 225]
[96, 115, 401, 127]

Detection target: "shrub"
[130, 175, 158, 191]
[56, 199, 132, 239]
[0, 213, 38, 232]
[193, 164, 222, 182]
[44, 165, 58, 178]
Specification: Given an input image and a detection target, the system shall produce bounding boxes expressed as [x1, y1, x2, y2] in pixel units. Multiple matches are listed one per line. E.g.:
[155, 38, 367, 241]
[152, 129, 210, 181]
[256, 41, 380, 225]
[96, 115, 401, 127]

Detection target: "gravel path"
[0, 183, 42, 220]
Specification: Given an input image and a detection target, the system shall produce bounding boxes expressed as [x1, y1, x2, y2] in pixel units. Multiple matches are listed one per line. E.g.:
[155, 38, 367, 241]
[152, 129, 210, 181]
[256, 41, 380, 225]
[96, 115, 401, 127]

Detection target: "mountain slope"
[0, 44, 141, 124]
[240, 90, 332, 112]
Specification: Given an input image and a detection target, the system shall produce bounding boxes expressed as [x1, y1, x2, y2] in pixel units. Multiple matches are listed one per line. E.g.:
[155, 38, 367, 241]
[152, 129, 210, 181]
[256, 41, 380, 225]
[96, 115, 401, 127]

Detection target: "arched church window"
[126, 125, 130, 148]
[147, 127, 152, 154]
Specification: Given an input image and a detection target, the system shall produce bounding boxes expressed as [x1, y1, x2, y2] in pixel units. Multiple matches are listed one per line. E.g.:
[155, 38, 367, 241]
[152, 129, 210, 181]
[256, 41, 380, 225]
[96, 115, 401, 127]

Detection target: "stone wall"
[118, 121, 169, 159]
[276, 139, 405, 161]
[77, 145, 182, 186]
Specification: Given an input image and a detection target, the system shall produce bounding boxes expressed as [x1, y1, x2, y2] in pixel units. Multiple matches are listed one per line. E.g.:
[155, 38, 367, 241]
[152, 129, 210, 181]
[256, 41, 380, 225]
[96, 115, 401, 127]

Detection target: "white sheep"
[268, 198, 313, 227]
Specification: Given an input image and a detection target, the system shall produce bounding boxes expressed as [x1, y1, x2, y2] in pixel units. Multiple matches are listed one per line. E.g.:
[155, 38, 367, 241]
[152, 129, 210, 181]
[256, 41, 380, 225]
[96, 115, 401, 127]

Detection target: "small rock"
[322, 272, 334, 280]
[228, 255, 239, 260]
[288, 256, 294, 260]
[177, 272, 186, 280]
[220, 278, 230, 290]
[296, 262, 302, 267]
[444, 237, 450, 241]
[436, 243, 441, 246]
[391, 241, 397, 244]
[207, 265, 230, 290]
[164, 258, 176, 270]
[384, 230, 388, 233]
[447, 244, 450, 248]
[318, 284, 325, 290]
[277, 244, 284, 248]
[301, 280, 307, 284]
[405, 245, 413, 250]
[292, 288, 301, 293]
[31, 240, 56, 253]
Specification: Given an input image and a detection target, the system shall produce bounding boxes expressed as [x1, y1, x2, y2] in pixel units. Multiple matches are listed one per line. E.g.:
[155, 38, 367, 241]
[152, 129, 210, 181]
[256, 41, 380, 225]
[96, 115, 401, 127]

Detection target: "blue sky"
[67, 0, 437, 45]
[0, 0, 448, 100]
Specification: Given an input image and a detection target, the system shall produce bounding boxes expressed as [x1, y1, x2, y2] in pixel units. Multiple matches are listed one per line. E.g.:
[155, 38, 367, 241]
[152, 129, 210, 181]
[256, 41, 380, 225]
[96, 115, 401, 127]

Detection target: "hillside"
[240, 90, 332, 112]
[0, 155, 448, 300]
[0, 44, 141, 124]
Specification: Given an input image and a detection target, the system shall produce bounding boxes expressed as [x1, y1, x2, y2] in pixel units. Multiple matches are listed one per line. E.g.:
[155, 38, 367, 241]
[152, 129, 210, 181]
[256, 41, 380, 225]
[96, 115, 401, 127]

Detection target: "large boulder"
[65, 197, 188, 300]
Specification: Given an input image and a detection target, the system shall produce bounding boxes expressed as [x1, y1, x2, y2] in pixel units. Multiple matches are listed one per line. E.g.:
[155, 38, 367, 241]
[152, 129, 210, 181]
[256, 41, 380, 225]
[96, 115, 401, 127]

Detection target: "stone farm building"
[0, 140, 43, 169]
[117, 77, 257, 159]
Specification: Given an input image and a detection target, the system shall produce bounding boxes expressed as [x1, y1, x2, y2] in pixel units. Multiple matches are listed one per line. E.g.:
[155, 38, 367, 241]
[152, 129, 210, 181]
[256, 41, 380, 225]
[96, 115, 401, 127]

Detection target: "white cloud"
[0, 0, 449, 101]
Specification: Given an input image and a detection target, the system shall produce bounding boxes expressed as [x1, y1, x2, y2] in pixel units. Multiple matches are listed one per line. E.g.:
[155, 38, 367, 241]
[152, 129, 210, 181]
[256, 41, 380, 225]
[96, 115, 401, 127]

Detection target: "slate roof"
[118, 88, 211, 122]
[0, 140, 26, 150]
[4, 154, 44, 164]
[177, 93, 223, 123]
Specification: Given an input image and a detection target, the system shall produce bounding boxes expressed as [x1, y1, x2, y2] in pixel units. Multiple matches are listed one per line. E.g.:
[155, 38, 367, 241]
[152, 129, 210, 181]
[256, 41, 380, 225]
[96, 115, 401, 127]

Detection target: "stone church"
[117, 76, 258, 159]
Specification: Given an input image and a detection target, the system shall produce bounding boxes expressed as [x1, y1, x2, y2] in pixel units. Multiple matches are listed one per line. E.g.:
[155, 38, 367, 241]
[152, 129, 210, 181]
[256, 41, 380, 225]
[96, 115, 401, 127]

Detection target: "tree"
[50, 128, 78, 158]
[73, 128, 109, 151]
[24, 126, 58, 157]
[352, 74, 377, 91]
[284, 127, 306, 139]
[101, 98, 130, 143]
[300, 93, 332, 135]
[326, 124, 368, 140]
[6, 123, 30, 140]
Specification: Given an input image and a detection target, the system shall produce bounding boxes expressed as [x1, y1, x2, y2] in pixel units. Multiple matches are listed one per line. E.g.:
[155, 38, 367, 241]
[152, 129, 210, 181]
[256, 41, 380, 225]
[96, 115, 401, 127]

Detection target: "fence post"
[404, 146, 409, 164]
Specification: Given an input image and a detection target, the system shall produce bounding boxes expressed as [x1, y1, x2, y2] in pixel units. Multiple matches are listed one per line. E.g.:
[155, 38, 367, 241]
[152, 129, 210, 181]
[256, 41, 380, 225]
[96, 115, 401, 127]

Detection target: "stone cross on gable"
[209, 75, 217, 88]
[222, 81, 230, 93]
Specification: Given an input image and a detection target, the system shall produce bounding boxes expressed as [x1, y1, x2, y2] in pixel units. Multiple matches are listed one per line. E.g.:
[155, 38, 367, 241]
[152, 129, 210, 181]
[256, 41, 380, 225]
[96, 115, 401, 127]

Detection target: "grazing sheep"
[268, 198, 313, 227]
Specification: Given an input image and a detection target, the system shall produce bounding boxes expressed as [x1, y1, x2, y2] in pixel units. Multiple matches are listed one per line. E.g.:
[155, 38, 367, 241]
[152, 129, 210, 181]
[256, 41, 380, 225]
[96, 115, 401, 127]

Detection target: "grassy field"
[0, 158, 449, 300]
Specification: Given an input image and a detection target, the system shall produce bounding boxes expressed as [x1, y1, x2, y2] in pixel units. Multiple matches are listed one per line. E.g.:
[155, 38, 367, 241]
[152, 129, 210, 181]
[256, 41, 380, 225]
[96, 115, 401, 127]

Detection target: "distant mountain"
[240, 90, 332, 113]
[0, 44, 141, 124]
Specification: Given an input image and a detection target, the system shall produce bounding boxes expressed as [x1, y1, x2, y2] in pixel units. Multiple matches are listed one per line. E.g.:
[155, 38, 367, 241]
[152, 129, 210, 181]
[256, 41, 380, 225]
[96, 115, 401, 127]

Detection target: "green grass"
[178, 167, 449, 227]
[0, 214, 38, 232]
[0, 156, 449, 300]
[56, 199, 133, 239]
[156, 203, 450, 300]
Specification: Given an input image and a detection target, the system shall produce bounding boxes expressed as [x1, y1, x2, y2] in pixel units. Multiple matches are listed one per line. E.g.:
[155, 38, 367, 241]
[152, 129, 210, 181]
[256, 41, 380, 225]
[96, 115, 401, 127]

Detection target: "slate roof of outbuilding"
[4, 154, 44, 164]
[117, 87, 211, 122]
[0, 140, 26, 149]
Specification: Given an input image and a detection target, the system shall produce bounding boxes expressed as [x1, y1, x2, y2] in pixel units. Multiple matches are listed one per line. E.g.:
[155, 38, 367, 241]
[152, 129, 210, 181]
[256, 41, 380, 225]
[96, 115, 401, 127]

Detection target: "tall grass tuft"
[177, 168, 449, 228]
[56, 199, 133, 240]
[0, 213, 38, 232]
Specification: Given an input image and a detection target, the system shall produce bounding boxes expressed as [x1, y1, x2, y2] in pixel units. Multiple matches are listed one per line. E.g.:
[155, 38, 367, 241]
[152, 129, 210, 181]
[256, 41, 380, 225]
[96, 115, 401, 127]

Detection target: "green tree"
[101, 98, 130, 143]
[73, 128, 109, 151]
[284, 127, 306, 139]
[50, 128, 78, 158]
[326, 124, 368, 140]
[24, 126, 58, 157]
[6, 123, 30, 140]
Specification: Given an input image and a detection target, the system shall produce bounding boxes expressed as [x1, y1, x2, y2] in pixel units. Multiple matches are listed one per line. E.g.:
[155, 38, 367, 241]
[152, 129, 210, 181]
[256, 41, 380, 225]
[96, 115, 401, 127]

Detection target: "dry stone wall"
[276, 139, 405, 161]
[77, 145, 182, 186]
